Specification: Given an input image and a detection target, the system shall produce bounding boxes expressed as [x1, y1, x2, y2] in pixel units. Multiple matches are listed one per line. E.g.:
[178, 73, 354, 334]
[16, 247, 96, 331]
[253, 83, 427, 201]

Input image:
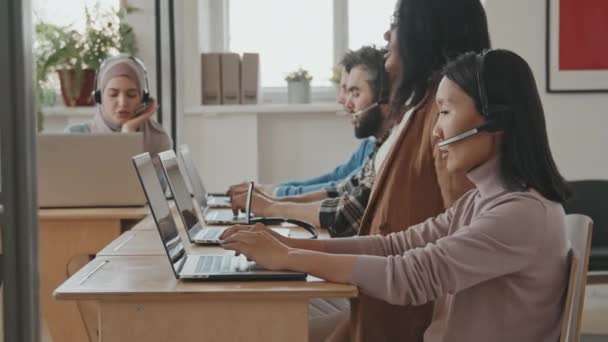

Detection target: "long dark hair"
[391, 0, 490, 111]
[442, 50, 571, 203]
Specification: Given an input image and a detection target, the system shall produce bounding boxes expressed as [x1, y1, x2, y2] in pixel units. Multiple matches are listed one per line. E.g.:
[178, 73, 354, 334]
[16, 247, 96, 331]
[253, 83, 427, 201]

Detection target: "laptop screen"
[177, 145, 208, 208]
[159, 150, 204, 241]
[132, 152, 185, 278]
[37, 133, 145, 208]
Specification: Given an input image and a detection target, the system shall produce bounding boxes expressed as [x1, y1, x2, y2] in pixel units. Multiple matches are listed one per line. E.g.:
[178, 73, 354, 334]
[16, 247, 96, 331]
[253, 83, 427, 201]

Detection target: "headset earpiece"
[477, 50, 511, 131]
[376, 53, 390, 105]
[93, 89, 102, 104]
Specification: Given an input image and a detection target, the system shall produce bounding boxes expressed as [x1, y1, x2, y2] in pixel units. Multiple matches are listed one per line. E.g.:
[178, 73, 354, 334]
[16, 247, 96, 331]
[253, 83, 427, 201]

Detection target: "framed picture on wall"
[546, 0, 608, 93]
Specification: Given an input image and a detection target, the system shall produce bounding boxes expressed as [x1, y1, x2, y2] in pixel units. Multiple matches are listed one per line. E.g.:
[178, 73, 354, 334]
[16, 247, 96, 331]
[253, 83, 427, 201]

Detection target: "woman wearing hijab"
[65, 54, 172, 157]
[63, 55, 172, 331]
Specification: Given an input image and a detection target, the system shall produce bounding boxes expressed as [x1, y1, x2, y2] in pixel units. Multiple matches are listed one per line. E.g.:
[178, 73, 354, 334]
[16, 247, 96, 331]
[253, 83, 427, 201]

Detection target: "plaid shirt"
[319, 135, 388, 237]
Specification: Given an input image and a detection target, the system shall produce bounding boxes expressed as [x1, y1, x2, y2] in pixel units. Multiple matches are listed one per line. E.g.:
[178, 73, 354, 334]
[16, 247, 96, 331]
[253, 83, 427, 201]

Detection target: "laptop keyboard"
[206, 210, 246, 223]
[200, 227, 223, 240]
[195, 255, 233, 273]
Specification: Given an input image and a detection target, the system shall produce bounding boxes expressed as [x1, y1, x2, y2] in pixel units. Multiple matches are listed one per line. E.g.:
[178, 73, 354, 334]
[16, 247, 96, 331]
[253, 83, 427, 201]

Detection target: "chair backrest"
[560, 214, 593, 342]
[564, 180, 608, 268]
[559, 249, 577, 342]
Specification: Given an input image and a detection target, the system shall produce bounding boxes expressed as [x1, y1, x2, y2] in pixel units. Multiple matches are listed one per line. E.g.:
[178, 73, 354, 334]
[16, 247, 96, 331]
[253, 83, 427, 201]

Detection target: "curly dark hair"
[340, 45, 390, 103]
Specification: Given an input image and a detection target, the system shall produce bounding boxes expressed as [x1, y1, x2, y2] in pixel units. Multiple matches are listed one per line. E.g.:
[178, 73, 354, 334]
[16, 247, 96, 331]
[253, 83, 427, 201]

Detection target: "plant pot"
[57, 69, 96, 106]
[287, 80, 311, 104]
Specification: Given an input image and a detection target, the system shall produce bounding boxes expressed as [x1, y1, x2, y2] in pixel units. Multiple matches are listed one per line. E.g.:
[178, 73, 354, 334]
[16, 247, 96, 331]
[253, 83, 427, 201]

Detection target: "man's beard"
[354, 105, 383, 139]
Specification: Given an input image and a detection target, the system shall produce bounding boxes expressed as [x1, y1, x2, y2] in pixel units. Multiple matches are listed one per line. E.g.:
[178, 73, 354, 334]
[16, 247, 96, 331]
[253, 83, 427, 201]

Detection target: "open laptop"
[37, 133, 146, 208]
[176, 144, 230, 209]
[158, 150, 289, 244]
[132, 152, 306, 281]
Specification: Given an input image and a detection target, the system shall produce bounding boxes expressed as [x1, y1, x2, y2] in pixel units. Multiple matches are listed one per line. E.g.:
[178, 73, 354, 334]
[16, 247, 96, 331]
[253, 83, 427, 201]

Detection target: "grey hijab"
[88, 56, 172, 156]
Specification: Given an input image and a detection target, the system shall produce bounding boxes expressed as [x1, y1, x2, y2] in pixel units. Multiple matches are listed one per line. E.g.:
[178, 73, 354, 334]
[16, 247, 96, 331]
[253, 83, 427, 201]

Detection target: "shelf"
[42, 103, 344, 118]
[184, 103, 342, 116]
[42, 106, 96, 117]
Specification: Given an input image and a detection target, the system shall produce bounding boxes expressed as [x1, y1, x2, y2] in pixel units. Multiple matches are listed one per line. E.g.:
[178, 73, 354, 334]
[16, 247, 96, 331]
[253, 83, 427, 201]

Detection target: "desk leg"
[99, 299, 309, 342]
[39, 219, 122, 342]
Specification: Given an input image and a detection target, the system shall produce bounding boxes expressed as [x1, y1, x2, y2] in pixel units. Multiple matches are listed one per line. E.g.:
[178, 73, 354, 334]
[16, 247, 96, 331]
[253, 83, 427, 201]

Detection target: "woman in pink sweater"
[222, 49, 572, 342]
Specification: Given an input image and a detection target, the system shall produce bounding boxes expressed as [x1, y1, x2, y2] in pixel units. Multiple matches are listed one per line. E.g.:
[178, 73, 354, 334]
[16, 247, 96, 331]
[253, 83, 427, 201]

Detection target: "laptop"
[158, 150, 289, 244]
[132, 152, 306, 281]
[37, 133, 146, 208]
[176, 144, 230, 209]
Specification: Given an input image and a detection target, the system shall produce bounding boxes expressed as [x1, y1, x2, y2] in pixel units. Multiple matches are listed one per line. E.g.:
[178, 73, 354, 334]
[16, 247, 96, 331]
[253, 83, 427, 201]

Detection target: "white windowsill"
[41, 106, 95, 117]
[41, 103, 343, 117]
[184, 103, 342, 117]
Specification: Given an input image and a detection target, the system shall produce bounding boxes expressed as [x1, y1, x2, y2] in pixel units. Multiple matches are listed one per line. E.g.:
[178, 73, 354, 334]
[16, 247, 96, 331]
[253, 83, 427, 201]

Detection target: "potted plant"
[330, 63, 342, 95]
[34, 4, 138, 109]
[285, 67, 313, 104]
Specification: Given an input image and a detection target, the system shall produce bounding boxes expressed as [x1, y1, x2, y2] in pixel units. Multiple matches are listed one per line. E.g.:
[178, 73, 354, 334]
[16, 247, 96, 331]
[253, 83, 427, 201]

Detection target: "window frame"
[209, 0, 349, 103]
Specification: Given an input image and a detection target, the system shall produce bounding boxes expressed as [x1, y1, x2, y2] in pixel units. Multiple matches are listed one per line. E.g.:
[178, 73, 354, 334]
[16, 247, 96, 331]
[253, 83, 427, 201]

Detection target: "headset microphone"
[351, 102, 379, 118]
[437, 116, 505, 147]
[437, 122, 491, 147]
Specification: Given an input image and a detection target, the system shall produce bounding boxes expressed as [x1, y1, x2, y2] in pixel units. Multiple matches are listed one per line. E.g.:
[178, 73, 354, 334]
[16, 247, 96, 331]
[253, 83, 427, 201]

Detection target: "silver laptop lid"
[244, 181, 253, 224]
[132, 152, 186, 279]
[176, 145, 208, 208]
[37, 133, 145, 208]
[158, 150, 204, 242]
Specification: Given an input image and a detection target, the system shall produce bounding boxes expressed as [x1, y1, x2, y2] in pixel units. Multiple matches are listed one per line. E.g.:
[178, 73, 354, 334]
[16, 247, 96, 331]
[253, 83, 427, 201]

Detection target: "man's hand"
[227, 182, 277, 197]
[230, 191, 275, 217]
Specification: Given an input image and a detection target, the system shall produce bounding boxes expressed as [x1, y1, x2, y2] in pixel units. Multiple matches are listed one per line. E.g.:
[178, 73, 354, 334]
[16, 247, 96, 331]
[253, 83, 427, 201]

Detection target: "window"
[32, 0, 119, 31]
[228, 0, 333, 87]
[219, 0, 397, 101]
[348, 0, 395, 50]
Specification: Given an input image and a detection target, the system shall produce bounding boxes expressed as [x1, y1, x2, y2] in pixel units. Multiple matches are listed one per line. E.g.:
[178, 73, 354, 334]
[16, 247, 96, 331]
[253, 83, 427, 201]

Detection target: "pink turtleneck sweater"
[326, 157, 569, 342]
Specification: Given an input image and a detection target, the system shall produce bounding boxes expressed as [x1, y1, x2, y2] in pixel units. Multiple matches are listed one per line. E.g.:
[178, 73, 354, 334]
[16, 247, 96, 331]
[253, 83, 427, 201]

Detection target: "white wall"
[485, 0, 608, 180]
[181, 111, 357, 192]
[257, 113, 356, 184]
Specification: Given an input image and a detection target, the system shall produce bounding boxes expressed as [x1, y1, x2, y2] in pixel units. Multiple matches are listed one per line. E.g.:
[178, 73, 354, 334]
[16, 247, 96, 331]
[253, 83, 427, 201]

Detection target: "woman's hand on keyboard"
[220, 226, 290, 271]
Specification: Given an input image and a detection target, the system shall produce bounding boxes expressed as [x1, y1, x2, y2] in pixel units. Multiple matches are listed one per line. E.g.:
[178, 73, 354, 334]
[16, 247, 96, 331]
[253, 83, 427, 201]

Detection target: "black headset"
[475, 50, 511, 130]
[437, 50, 511, 147]
[93, 54, 150, 104]
[249, 217, 318, 239]
[349, 51, 391, 118]
[374, 51, 391, 105]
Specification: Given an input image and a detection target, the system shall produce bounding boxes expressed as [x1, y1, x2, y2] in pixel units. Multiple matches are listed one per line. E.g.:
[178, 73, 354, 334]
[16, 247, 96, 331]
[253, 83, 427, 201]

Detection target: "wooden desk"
[130, 213, 155, 231]
[39, 207, 147, 342]
[55, 205, 354, 341]
[55, 255, 356, 342]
